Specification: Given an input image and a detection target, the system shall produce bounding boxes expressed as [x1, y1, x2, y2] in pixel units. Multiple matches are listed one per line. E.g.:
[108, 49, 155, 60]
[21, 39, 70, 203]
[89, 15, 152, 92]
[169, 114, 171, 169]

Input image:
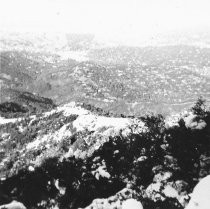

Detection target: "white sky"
[0, 0, 210, 38]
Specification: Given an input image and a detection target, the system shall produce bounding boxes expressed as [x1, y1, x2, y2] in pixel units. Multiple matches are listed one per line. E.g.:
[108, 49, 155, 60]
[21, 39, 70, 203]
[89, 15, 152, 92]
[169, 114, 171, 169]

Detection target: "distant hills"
[1, 31, 210, 116]
[0, 90, 56, 118]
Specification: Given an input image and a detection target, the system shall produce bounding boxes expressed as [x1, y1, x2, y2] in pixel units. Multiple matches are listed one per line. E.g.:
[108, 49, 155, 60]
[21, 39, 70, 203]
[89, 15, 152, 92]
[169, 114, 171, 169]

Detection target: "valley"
[1, 32, 210, 116]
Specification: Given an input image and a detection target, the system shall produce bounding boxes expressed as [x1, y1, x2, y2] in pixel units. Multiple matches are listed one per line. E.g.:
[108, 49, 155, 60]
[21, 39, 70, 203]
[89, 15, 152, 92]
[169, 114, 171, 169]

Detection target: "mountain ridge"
[0, 98, 210, 209]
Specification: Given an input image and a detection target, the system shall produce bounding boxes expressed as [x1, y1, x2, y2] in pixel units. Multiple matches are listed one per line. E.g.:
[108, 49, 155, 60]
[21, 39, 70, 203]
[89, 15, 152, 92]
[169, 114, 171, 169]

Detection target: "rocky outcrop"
[0, 201, 26, 209]
[84, 188, 137, 209]
[184, 113, 207, 130]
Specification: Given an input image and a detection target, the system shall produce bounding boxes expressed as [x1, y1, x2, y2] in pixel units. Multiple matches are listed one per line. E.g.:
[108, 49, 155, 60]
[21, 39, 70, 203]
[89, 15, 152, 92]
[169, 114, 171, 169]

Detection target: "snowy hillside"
[0, 99, 210, 209]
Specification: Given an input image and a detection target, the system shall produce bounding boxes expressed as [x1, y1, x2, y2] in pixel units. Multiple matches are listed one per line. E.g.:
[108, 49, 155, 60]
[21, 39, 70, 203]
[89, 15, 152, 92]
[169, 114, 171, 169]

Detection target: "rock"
[145, 179, 188, 206]
[162, 184, 179, 198]
[153, 171, 173, 183]
[184, 114, 207, 130]
[0, 201, 26, 209]
[84, 188, 136, 209]
[28, 165, 34, 172]
[185, 175, 210, 209]
[145, 182, 164, 202]
[173, 180, 189, 195]
[184, 114, 197, 128]
[163, 155, 180, 171]
[195, 120, 207, 130]
[121, 199, 143, 209]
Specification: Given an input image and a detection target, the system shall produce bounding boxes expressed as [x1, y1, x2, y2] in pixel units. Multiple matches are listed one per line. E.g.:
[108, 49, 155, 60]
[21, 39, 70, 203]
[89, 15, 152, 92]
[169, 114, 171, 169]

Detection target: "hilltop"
[0, 98, 210, 209]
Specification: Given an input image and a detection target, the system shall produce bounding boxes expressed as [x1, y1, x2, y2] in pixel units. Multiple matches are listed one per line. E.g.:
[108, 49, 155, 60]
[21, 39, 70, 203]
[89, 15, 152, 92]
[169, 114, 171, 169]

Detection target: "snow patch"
[73, 114, 130, 133]
[163, 185, 179, 198]
[0, 116, 20, 124]
[122, 199, 143, 209]
[57, 102, 89, 116]
[184, 113, 207, 130]
[59, 50, 89, 62]
[26, 124, 72, 150]
[92, 160, 111, 180]
[185, 175, 210, 209]
[28, 165, 35, 172]
[0, 201, 26, 209]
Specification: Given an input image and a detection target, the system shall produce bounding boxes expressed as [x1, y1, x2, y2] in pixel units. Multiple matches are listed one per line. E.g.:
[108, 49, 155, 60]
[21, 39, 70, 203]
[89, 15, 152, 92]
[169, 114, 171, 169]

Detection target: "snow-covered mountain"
[0, 99, 209, 209]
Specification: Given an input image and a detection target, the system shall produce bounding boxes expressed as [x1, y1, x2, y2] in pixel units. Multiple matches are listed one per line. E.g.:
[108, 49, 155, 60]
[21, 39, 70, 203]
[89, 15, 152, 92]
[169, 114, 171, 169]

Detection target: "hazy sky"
[1, 0, 210, 38]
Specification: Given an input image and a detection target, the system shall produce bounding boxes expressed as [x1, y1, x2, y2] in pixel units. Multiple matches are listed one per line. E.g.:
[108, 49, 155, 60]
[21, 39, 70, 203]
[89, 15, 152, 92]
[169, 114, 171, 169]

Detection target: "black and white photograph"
[0, 0, 210, 208]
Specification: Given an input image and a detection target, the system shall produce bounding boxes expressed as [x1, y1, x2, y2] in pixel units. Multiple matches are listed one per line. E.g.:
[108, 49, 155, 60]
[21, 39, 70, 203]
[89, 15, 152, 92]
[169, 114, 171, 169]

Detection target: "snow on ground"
[25, 102, 147, 160]
[85, 188, 137, 209]
[43, 102, 89, 118]
[0, 200, 26, 209]
[184, 113, 207, 130]
[0, 116, 21, 124]
[164, 110, 190, 128]
[163, 185, 179, 198]
[58, 50, 89, 62]
[91, 160, 111, 180]
[0, 114, 37, 125]
[26, 102, 133, 151]
[26, 134, 51, 150]
[56, 102, 89, 116]
[164, 113, 181, 128]
[72, 114, 130, 133]
[185, 175, 210, 209]
[26, 124, 72, 150]
[122, 199, 143, 209]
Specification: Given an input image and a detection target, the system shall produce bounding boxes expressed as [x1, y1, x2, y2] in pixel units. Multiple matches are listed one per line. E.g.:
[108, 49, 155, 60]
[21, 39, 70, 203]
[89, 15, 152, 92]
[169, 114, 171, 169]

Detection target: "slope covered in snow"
[0, 99, 210, 209]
